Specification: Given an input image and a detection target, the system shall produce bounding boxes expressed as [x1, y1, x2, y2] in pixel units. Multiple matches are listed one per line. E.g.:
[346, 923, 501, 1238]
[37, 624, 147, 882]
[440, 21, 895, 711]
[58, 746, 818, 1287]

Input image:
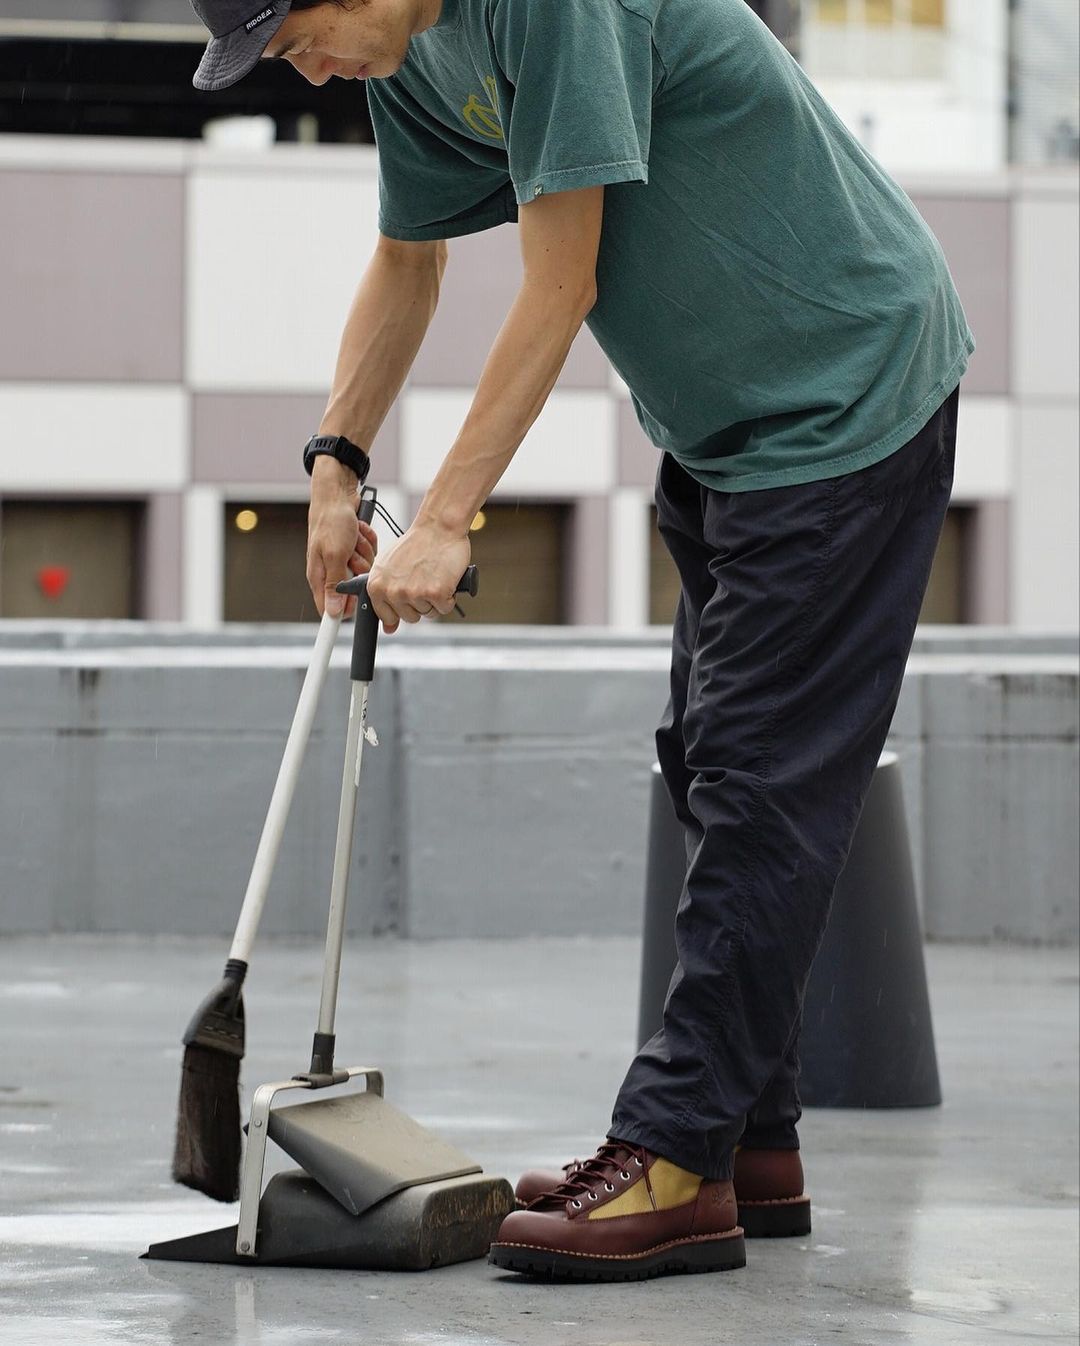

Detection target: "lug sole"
[737, 1195, 812, 1238]
[489, 1229, 746, 1282]
[512, 1195, 812, 1239]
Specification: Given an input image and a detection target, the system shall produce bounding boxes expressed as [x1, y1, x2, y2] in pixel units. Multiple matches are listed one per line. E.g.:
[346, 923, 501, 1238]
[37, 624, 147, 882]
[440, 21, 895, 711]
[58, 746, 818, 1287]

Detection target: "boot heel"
[674, 1231, 747, 1273]
[737, 1196, 811, 1238]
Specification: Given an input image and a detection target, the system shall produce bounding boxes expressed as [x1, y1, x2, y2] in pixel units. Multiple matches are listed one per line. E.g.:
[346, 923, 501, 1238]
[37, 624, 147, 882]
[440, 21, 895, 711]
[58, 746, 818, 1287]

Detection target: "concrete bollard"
[636, 753, 942, 1109]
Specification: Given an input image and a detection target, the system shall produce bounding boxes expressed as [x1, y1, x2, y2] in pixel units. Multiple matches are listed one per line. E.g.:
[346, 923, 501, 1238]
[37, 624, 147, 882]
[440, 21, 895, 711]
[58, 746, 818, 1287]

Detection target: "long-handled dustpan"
[146, 494, 512, 1269]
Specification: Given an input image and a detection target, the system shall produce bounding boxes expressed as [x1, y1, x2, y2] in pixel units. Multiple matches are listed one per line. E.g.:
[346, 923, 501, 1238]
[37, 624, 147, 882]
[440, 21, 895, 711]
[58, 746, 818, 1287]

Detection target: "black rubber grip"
[336, 567, 479, 683]
[456, 565, 480, 598]
[335, 566, 479, 599]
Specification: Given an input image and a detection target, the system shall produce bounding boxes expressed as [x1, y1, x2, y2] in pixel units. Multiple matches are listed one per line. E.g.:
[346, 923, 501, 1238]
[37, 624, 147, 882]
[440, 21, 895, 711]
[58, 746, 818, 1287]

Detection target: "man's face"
[263, 1, 433, 86]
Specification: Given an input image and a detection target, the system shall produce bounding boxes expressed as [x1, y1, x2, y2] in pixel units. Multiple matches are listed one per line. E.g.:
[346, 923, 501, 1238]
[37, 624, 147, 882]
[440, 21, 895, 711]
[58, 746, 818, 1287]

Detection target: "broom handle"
[229, 491, 379, 965]
[228, 609, 341, 964]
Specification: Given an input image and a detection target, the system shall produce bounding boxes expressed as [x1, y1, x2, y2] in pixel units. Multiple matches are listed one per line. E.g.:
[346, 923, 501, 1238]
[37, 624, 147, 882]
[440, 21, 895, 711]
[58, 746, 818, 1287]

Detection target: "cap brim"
[193, 9, 289, 92]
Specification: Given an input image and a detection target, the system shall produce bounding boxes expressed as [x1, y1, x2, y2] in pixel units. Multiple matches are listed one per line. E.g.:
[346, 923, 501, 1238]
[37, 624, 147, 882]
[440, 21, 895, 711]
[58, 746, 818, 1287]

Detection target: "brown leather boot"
[489, 1141, 746, 1281]
[732, 1145, 811, 1237]
[515, 1143, 811, 1238]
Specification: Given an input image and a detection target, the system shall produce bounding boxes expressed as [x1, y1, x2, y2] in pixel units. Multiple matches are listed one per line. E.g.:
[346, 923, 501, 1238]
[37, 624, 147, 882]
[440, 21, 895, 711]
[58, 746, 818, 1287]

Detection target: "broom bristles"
[172, 1042, 242, 1203]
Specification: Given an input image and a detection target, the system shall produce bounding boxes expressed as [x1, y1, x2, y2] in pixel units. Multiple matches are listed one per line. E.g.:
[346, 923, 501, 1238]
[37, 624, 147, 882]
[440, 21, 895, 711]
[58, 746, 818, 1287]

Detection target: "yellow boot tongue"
[587, 1157, 704, 1220]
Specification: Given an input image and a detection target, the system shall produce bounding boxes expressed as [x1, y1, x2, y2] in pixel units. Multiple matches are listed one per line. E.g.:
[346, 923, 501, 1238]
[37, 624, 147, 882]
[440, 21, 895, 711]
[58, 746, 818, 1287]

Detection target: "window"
[918, 506, 971, 624]
[223, 500, 570, 626]
[648, 507, 681, 627]
[0, 26, 373, 142]
[810, 0, 944, 25]
[802, 0, 948, 79]
[450, 504, 570, 625]
[224, 501, 316, 624]
[0, 499, 141, 619]
[649, 503, 972, 628]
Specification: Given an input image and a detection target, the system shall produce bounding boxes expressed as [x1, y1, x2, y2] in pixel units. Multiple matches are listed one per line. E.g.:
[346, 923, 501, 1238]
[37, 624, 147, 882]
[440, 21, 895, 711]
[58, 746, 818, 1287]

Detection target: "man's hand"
[306, 462, 377, 618]
[367, 520, 471, 634]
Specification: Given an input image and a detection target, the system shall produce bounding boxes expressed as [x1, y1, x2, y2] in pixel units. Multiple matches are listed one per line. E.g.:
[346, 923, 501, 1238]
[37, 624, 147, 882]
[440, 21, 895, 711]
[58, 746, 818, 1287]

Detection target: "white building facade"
[0, 128, 1076, 630]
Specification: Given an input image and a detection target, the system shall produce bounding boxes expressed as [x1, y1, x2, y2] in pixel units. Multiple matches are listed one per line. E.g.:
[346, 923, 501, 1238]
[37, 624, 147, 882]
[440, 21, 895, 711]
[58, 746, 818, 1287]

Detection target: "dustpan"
[146, 497, 511, 1268]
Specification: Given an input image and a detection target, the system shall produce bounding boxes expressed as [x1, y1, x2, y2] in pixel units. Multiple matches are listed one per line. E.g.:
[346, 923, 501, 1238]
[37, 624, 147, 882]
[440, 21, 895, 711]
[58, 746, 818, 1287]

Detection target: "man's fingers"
[369, 580, 425, 631]
[366, 582, 397, 634]
[358, 520, 378, 560]
[324, 584, 346, 619]
[321, 550, 351, 618]
[307, 554, 327, 617]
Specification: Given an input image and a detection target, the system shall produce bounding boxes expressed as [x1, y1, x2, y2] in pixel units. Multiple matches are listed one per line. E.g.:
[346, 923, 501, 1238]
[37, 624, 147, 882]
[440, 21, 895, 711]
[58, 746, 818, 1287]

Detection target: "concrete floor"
[0, 937, 1076, 1346]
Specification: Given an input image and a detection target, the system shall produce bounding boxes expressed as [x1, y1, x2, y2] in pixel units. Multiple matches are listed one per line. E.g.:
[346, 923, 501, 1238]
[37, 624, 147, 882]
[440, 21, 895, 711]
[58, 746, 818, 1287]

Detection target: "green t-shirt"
[367, 0, 975, 492]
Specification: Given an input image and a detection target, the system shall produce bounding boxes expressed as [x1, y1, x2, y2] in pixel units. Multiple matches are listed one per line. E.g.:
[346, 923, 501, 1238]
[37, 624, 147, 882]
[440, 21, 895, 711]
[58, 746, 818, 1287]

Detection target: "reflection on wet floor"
[1, 937, 1077, 1346]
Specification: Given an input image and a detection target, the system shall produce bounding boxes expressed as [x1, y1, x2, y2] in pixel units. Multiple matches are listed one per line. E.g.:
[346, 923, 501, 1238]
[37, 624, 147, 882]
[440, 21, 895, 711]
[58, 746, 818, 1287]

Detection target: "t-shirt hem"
[676, 338, 974, 495]
[513, 160, 648, 205]
[378, 203, 515, 242]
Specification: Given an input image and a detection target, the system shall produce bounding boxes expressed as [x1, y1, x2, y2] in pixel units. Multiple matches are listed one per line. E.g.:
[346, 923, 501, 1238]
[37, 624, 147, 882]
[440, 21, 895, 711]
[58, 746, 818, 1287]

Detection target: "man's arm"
[367, 185, 605, 631]
[307, 235, 447, 617]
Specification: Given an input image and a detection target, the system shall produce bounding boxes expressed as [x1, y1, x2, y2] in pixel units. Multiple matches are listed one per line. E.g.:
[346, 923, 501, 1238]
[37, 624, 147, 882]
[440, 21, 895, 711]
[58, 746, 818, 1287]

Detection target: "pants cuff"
[608, 1118, 735, 1183]
[738, 1123, 801, 1151]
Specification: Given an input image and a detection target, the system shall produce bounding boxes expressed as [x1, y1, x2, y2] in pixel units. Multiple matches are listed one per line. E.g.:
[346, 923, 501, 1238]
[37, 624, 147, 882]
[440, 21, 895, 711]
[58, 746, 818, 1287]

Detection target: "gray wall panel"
[398, 661, 663, 937]
[0, 640, 1075, 942]
[144, 493, 183, 622]
[921, 659, 1079, 942]
[0, 660, 398, 935]
[911, 194, 1011, 396]
[411, 224, 611, 389]
[567, 497, 610, 626]
[0, 172, 184, 382]
[618, 400, 660, 487]
[924, 741, 1079, 942]
[192, 394, 400, 484]
[1013, 193, 1080, 399]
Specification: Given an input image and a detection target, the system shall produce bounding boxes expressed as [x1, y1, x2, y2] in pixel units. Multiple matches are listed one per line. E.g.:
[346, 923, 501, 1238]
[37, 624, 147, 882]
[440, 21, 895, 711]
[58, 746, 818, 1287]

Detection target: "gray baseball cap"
[191, 0, 292, 92]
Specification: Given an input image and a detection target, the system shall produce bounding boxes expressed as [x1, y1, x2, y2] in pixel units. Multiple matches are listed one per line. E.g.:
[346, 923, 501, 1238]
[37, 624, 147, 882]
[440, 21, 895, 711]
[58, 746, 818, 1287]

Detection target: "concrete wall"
[0, 628, 1075, 944]
[0, 135, 1077, 629]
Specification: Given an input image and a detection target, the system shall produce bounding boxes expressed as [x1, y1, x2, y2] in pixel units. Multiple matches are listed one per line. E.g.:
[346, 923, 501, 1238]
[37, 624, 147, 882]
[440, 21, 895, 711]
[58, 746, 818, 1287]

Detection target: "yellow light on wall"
[470, 510, 487, 532]
[911, 0, 944, 25]
[235, 509, 259, 533]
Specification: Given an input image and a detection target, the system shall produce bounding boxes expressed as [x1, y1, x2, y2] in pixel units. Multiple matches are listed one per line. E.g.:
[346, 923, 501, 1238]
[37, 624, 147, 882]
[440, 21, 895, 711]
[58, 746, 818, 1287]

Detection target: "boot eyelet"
[570, 1199, 582, 1209]
[604, 1182, 614, 1192]
[588, 1192, 598, 1201]
[633, 1157, 644, 1167]
[619, 1171, 630, 1181]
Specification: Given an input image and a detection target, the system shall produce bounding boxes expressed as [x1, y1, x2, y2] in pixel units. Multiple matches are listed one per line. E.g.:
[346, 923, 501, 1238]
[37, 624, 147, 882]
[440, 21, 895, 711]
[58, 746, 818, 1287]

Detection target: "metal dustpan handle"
[299, 516, 479, 1084]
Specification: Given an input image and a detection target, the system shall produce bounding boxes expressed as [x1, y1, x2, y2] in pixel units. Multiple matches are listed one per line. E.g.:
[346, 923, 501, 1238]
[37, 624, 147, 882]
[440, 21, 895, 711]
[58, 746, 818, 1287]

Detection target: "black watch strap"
[302, 434, 371, 484]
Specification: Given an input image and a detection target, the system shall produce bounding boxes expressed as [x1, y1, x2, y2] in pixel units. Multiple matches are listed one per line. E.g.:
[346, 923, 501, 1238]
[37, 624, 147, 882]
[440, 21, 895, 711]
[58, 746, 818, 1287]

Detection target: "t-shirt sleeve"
[366, 76, 517, 241]
[490, 0, 656, 205]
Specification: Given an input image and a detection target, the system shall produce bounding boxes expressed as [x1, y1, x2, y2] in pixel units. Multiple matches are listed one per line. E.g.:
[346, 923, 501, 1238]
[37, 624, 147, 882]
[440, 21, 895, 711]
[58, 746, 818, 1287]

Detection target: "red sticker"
[37, 566, 71, 600]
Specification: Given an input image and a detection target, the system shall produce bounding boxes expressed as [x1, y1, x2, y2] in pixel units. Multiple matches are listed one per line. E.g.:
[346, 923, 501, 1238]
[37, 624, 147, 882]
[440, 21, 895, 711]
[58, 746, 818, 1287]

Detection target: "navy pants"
[610, 386, 959, 1180]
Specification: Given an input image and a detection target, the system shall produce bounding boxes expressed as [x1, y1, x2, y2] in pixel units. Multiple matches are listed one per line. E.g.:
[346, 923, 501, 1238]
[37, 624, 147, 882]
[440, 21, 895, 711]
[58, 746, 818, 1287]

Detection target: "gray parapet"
[0, 630, 1076, 943]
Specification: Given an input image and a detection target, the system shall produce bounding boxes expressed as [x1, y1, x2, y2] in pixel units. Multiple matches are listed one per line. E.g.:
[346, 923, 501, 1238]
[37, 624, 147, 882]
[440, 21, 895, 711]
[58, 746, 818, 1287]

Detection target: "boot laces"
[534, 1142, 653, 1211]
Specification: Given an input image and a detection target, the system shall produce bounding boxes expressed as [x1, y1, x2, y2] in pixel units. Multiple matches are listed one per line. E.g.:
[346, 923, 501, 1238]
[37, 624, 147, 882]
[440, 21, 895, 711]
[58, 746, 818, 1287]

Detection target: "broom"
[171, 608, 344, 1201]
[172, 960, 247, 1201]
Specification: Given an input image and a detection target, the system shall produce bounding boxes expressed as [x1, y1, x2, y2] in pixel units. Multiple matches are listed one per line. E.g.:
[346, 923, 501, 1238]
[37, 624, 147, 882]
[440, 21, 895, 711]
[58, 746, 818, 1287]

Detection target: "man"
[191, 0, 973, 1282]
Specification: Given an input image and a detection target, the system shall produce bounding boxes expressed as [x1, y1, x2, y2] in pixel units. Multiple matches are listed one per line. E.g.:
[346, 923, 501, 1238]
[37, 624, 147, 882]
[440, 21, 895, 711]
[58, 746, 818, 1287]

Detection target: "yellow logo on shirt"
[462, 76, 504, 141]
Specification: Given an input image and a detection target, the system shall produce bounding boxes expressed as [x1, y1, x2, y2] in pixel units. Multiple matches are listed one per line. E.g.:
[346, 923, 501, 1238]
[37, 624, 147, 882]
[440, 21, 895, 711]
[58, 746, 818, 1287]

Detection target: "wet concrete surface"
[0, 937, 1076, 1345]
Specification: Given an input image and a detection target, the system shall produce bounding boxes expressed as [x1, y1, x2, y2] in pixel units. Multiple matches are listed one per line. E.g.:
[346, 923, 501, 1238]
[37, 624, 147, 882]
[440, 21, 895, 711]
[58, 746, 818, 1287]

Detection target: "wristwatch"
[302, 433, 371, 484]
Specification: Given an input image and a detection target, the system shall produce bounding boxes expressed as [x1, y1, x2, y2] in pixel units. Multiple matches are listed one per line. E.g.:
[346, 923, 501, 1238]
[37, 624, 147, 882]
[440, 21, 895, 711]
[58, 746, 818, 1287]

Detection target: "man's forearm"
[416, 275, 595, 534]
[318, 242, 446, 450]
